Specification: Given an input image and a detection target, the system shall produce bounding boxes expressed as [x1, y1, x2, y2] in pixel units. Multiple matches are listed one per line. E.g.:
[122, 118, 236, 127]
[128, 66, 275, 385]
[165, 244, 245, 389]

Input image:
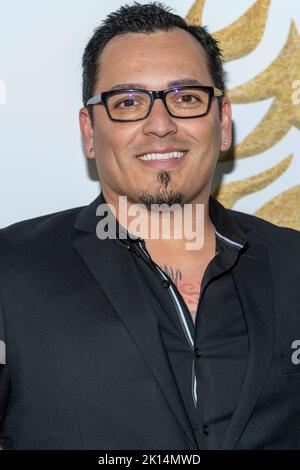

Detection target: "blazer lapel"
[221, 240, 275, 449]
[72, 199, 198, 449]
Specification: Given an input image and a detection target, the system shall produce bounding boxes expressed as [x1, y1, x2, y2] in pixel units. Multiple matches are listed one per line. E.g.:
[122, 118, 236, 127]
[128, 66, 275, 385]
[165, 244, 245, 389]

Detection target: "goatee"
[136, 170, 184, 210]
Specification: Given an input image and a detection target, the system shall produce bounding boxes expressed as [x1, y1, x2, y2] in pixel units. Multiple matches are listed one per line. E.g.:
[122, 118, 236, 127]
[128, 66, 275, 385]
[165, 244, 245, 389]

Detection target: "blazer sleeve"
[0, 296, 10, 449]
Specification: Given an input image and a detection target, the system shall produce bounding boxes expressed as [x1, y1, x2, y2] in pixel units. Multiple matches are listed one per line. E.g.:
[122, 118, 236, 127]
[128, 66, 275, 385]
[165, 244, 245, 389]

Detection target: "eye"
[115, 98, 137, 108]
[177, 94, 202, 104]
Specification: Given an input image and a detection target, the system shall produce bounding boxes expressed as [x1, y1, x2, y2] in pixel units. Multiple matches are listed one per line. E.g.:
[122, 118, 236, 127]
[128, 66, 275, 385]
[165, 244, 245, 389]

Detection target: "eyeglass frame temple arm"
[86, 94, 103, 106]
[213, 87, 223, 97]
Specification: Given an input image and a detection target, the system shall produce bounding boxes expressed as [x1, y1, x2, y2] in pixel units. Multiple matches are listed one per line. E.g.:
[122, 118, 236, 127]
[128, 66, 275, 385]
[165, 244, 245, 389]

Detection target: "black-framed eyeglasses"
[86, 85, 223, 122]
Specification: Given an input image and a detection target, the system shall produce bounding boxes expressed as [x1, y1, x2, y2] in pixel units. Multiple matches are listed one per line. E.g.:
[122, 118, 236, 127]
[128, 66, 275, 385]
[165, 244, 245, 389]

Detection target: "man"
[0, 1, 300, 450]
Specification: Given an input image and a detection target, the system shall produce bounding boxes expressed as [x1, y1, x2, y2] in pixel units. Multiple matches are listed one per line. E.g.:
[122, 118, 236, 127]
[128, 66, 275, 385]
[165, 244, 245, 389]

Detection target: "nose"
[142, 97, 177, 137]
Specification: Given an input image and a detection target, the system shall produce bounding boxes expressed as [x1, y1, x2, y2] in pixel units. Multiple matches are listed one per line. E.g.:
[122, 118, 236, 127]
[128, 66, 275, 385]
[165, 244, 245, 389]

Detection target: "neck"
[101, 189, 215, 258]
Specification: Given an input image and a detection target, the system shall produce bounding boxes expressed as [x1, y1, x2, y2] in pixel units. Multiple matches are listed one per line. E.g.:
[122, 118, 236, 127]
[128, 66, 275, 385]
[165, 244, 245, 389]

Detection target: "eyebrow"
[109, 78, 205, 90]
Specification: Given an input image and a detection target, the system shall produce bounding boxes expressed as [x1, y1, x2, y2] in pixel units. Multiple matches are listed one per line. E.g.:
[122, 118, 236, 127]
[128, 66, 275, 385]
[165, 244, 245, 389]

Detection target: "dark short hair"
[82, 1, 225, 124]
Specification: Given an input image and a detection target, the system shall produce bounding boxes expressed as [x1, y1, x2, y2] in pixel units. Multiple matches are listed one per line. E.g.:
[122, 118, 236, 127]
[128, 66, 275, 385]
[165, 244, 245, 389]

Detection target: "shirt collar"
[209, 196, 248, 251]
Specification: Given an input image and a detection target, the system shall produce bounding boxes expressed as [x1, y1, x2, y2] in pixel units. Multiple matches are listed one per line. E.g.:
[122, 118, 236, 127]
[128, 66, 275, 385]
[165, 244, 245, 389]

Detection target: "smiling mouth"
[137, 151, 186, 161]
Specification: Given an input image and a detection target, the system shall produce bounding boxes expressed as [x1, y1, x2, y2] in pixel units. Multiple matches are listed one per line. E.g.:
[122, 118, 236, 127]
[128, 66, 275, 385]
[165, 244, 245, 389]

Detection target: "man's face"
[80, 28, 231, 207]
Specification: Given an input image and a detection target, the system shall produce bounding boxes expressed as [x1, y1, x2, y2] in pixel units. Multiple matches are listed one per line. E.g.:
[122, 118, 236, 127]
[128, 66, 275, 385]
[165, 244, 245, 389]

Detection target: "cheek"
[94, 122, 113, 153]
[207, 128, 221, 157]
[190, 128, 220, 160]
[93, 124, 138, 176]
[197, 119, 221, 157]
[93, 116, 136, 157]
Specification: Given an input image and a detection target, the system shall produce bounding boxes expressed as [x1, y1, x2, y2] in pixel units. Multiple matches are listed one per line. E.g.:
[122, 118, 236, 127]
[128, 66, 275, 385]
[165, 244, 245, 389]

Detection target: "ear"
[220, 97, 232, 152]
[79, 107, 94, 159]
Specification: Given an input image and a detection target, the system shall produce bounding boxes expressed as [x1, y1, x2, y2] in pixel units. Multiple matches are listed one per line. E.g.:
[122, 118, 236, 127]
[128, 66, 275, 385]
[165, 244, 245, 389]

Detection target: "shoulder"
[0, 205, 86, 280]
[229, 207, 300, 253]
[228, 210, 300, 323]
[0, 205, 85, 246]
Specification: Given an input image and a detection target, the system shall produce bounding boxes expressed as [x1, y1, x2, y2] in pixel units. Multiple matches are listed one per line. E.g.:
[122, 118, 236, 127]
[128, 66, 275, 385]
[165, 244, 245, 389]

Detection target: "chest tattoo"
[160, 264, 182, 285]
[159, 264, 201, 318]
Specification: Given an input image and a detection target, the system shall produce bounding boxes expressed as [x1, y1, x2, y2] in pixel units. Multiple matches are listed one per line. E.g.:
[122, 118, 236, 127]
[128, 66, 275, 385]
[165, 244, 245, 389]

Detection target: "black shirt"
[104, 193, 249, 449]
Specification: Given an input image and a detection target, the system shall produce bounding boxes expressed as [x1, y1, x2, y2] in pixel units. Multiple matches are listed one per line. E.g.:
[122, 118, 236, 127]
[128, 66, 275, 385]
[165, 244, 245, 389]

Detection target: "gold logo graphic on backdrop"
[186, 0, 300, 230]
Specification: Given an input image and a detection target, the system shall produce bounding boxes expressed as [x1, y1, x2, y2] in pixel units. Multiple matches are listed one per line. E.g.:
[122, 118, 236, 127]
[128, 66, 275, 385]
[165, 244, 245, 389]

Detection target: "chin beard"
[134, 170, 184, 209]
[136, 190, 184, 210]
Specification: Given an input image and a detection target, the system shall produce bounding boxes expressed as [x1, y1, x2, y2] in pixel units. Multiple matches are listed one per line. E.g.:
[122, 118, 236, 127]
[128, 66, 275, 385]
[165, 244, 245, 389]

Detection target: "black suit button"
[203, 424, 209, 436]
[162, 279, 170, 288]
[195, 347, 202, 358]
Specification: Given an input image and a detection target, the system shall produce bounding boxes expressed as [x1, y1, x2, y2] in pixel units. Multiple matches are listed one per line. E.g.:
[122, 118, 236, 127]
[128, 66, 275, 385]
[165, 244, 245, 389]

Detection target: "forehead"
[96, 28, 212, 89]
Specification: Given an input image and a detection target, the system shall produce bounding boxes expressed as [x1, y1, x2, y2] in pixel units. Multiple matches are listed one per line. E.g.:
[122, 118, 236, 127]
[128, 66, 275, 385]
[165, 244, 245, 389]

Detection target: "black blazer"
[0, 194, 300, 450]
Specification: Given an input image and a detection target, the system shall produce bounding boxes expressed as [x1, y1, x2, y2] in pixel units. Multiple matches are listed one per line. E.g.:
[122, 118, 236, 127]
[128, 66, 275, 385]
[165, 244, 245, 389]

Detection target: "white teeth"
[137, 151, 185, 161]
